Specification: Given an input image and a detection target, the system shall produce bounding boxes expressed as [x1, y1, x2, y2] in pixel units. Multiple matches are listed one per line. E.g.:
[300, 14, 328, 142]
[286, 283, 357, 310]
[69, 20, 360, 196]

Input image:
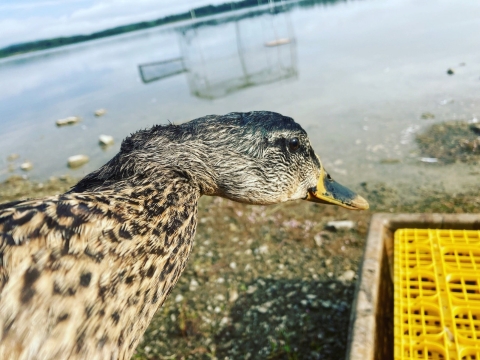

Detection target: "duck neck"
[69, 169, 202, 357]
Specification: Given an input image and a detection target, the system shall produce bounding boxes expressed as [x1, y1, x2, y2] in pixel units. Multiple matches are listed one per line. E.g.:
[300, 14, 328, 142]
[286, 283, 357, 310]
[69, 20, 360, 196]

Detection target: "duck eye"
[288, 137, 300, 152]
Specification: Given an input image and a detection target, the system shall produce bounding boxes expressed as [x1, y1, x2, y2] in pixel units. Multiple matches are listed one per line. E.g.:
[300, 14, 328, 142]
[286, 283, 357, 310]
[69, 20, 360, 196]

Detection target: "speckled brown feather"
[0, 111, 329, 360]
[0, 175, 198, 360]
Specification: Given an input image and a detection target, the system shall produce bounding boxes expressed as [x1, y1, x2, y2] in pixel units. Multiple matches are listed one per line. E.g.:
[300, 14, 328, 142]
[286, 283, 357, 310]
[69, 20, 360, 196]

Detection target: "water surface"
[1, 0, 479, 199]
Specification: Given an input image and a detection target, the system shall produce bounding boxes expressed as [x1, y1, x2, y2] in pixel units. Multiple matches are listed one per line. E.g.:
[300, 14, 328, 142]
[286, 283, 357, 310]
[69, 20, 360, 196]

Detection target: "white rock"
[246, 285, 257, 294]
[67, 154, 89, 168]
[215, 294, 225, 302]
[214, 306, 221, 313]
[339, 270, 356, 283]
[229, 289, 239, 303]
[229, 262, 237, 269]
[56, 116, 80, 126]
[94, 108, 107, 117]
[99, 134, 114, 146]
[420, 157, 438, 163]
[255, 245, 268, 254]
[20, 161, 33, 171]
[216, 277, 225, 284]
[321, 300, 332, 308]
[220, 317, 230, 326]
[257, 306, 268, 313]
[175, 294, 184, 303]
[189, 279, 199, 291]
[313, 233, 323, 247]
[326, 220, 355, 231]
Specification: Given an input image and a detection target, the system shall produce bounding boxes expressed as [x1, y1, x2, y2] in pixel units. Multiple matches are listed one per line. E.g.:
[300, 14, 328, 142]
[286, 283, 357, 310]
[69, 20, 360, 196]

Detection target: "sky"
[0, 0, 232, 48]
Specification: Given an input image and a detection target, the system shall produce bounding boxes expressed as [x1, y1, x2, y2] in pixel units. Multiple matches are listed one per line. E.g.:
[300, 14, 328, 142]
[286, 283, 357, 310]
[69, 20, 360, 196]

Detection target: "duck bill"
[305, 167, 369, 210]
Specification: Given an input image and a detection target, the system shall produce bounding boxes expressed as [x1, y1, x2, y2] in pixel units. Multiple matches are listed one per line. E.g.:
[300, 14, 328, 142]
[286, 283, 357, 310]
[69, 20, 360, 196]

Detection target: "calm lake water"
[1, 0, 480, 198]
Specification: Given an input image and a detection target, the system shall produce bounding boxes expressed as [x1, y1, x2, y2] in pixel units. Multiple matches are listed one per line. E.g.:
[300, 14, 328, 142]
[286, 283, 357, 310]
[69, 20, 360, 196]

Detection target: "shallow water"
[1, 0, 479, 198]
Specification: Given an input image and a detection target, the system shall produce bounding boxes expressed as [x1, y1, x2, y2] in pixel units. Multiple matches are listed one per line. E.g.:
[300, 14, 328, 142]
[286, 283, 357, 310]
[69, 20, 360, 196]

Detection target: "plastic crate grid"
[394, 229, 480, 359]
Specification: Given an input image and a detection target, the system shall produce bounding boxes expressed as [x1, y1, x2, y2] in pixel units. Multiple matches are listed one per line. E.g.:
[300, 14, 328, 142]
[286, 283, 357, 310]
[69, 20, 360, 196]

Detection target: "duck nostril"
[326, 173, 333, 181]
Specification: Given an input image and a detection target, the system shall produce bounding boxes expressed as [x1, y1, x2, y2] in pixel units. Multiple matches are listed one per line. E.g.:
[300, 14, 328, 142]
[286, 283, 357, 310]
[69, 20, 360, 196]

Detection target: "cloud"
[0, 0, 231, 48]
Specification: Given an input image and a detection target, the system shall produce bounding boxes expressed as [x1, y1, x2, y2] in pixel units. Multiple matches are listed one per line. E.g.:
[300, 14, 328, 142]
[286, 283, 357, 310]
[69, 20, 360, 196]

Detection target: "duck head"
[155, 111, 368, 209]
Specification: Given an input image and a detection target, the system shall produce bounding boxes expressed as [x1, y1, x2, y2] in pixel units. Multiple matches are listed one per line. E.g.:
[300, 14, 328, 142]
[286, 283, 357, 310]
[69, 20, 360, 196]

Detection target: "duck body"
[0, 173, 198, 359]
[0, 111, 368, 359]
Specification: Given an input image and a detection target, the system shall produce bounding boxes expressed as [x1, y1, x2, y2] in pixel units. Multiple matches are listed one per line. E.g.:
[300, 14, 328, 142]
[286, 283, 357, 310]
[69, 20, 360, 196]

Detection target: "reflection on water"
[139, 9, 297, 99]
[1, 0, 480, 200]
[139, 57, 186, 83]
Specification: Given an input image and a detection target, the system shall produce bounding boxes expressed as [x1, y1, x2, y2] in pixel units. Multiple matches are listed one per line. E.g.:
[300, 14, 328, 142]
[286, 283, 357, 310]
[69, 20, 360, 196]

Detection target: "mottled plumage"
[0, 111, 367, 359]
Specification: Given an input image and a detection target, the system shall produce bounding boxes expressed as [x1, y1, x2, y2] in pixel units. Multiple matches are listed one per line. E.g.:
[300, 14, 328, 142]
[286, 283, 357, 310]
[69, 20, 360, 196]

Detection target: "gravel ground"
[1, 120, 480, 359]
[2, 175, 479, 360]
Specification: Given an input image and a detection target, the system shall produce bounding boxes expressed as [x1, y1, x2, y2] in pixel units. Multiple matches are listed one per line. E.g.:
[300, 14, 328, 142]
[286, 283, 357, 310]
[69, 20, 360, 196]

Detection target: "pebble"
[421, 112, 435, 119]
[56, 116, 80, 126]
[247, 285, 257, 294]
[313, 233, 323, 247]
[99, 134, 114, 146]
[189, 279, 199, 291]
[257, 306, 268, 313]
[325, 220, 355, 231]
[175, 294, 184, 303]
[338, 270, 356, 283]
[447, 68, 455, 75]
[419, 157, 438, 163]
[255, 245, 268, 254]
[94, 108, 107, 117]
[321, 300, 332, 308]
[380, 158, 400, 164]
[229, 289, 239, 303]
[229, 262, 237, 269]
[215, 294, 225, 302]
[20, 161, 33, 171]
[216, 277, 225, 284]
[67, 154, 89, 168]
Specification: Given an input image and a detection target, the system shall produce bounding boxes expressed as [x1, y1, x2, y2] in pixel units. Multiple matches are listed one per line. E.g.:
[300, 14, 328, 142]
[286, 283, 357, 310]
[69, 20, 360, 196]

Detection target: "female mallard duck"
[0, 111, 368, 360]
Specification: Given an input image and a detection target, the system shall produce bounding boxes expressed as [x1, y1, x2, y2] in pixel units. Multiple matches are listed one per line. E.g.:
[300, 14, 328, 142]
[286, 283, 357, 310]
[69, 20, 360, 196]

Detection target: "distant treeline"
[0, 0, 346, 59]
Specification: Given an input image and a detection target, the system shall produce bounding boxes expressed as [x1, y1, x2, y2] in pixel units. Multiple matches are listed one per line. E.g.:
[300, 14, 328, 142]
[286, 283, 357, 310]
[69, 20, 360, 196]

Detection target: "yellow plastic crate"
[394, 229, 480, 360]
